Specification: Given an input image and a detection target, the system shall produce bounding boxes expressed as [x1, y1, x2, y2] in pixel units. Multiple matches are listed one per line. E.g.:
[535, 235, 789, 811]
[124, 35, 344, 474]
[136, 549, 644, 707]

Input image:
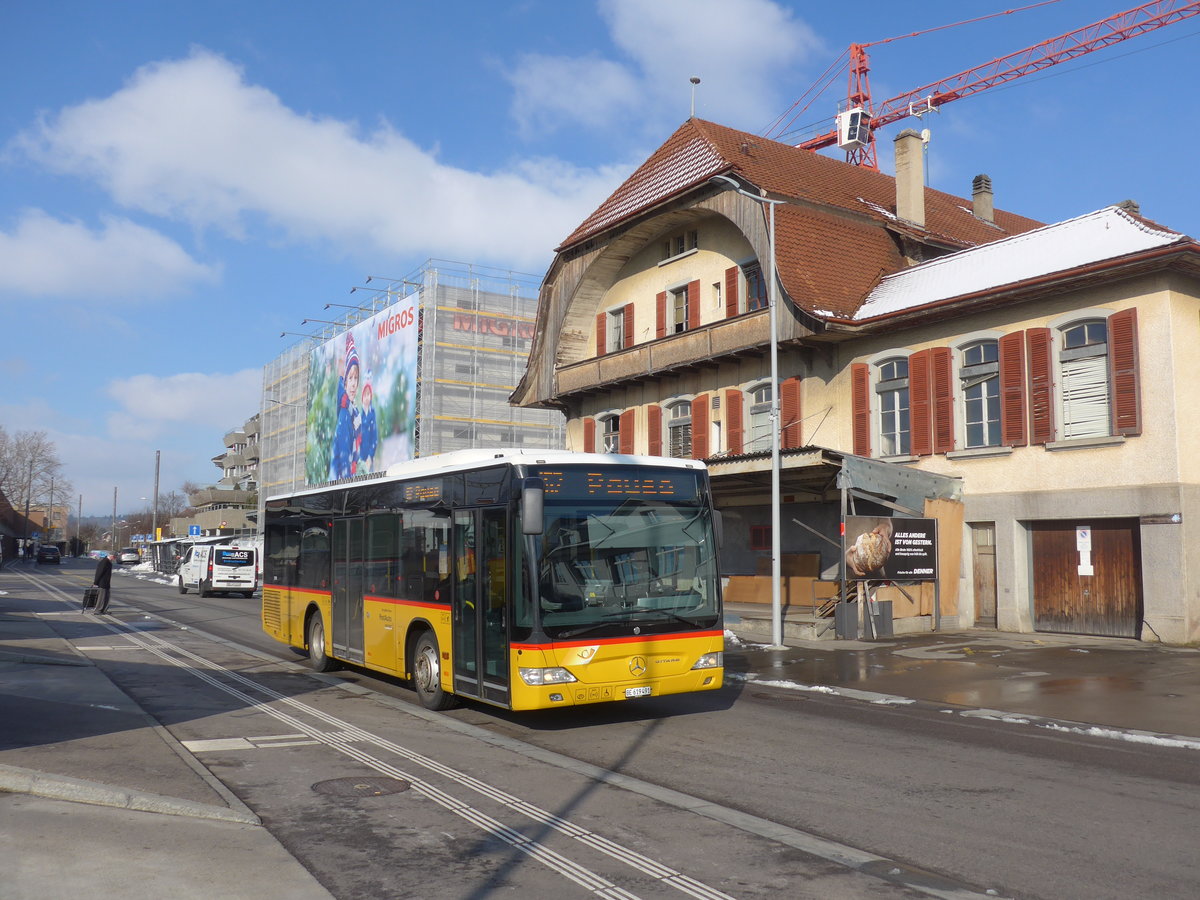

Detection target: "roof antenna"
[689, 76, 701, 117]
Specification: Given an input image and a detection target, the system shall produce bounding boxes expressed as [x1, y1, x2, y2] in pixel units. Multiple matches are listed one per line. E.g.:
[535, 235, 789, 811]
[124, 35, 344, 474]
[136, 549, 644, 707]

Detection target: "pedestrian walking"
[92, 552, 114, 614]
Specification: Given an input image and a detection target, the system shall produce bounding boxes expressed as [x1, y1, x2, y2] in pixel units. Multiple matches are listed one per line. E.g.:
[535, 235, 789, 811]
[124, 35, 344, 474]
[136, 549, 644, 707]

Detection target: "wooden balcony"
[555, 310, 771, 399]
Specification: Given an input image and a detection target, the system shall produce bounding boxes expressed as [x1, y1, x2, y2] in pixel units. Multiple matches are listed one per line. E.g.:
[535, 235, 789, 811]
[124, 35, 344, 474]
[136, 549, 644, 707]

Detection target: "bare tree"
[157, 491, 190, 519]
[0, 427, 72, 525]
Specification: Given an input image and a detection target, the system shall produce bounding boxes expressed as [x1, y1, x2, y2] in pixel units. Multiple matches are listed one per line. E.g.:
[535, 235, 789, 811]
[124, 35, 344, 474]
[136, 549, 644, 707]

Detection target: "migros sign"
[451, 312, 534, 340]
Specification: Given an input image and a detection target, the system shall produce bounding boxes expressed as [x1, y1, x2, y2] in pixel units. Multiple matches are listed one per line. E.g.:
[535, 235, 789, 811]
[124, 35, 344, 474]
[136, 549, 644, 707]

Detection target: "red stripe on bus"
[510, 630, 723, 651]
[270, 587, 331, 599]
[364, 595, 451, 611]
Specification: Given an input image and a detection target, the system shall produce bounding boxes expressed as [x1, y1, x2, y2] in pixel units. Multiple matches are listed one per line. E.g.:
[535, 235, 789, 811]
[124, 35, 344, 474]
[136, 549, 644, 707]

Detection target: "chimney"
[893, 129, 924, 227]
[972, 174, 994, 223]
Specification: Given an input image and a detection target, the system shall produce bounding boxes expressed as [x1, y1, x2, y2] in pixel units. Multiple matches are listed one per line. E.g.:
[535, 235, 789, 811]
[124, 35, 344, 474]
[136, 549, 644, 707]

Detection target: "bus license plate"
[625, 686, 652, 698]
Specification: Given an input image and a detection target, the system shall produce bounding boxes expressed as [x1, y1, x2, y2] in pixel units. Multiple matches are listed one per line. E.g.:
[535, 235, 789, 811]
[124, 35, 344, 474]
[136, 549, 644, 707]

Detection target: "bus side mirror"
[521, 477, 544, 535]
[712, 510, 724, 549]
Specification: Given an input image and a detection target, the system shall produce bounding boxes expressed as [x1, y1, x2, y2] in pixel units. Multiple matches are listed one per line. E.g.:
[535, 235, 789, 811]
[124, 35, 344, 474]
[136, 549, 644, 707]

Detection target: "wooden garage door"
[1030, 519, 1142, 638]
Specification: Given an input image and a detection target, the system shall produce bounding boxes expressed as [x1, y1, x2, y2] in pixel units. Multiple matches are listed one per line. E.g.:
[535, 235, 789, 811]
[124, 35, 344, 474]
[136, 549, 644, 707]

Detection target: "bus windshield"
[535, 476, 720, 640]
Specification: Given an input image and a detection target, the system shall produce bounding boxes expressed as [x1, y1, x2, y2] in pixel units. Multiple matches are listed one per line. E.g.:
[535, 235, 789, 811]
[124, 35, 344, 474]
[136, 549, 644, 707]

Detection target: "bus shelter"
[706, 446, 963, 639]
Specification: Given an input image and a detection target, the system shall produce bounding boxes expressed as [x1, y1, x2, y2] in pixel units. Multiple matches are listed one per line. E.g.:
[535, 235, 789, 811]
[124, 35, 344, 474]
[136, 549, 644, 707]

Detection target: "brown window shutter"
[623, 302, 634, 349]
[687, 280, 701, 331]
[725, 389, 744, 456]
[998, 332, 1027, 446]
[909, 349, 932, 456]
[691, 394, 710, 459]
[851, 363, 871, 456]
[780, 377, 802, 449]
[724, 266, 740, 318]
[647, 404, 663, 456]
[595, 313, 606, 356]
[1027, 327, 1054, 444]
[582, 417, 596, 453]
[1109, 308, 1141, 436]
[618, 409, 635, 455]
[931, 347, 955, 454]
[656, 291, 666, 339]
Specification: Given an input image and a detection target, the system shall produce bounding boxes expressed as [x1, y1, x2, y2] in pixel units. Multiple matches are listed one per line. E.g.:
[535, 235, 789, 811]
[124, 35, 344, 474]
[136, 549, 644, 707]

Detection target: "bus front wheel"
[412, 632, 456, 711]
[307, 614, 338, 672]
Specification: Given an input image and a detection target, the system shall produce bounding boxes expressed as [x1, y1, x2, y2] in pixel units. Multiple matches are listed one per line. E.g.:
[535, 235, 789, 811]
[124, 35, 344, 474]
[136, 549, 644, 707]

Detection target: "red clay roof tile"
[558, 119, 1044, 319]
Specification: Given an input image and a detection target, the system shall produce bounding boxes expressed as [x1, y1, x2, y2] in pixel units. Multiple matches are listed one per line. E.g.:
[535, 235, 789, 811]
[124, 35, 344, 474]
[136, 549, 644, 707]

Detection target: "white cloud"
[507, 0, 822, 137]
[509, 55, 642, 139]
[0, 398, 216, 517]
[0, 209, 218, 300]
[12, 50, 621, 271]
[105, 369, 262, 441]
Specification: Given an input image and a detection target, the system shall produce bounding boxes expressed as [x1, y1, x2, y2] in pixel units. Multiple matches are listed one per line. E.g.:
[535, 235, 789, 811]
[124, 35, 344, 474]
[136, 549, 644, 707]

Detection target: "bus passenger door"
[331, 517, 365, 664]
[451, 508, 510, 705]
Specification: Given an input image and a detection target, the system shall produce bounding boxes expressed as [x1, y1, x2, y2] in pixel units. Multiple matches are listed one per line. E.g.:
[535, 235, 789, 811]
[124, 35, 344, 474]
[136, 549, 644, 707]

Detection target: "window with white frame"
[661, 229, 698, 261]
[600, 415, 620, 453]
[743, 262, 768, 312]
[960, 340, 1001, 447]
[747, 383, 772, 452]
[670, 286, 689, 334]
[667, 402, 692, 458]
[608, 307, 626, 351]
[1059, 319, 1110, 439]
[876, 357, 910, 456]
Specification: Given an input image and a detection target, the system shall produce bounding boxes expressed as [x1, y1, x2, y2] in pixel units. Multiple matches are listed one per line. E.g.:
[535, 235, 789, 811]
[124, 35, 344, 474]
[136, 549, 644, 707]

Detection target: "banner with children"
[304, 294, 419, 484]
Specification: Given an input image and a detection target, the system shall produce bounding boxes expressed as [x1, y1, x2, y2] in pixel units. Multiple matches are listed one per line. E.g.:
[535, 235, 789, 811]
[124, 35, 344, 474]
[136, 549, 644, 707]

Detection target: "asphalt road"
[31, 558, 1200, 900]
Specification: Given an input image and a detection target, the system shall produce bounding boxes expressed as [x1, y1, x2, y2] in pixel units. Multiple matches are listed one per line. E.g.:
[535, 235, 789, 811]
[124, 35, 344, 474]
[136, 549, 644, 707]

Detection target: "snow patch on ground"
[723, 629, 773, 650]
[1038, 722, 1200, 751]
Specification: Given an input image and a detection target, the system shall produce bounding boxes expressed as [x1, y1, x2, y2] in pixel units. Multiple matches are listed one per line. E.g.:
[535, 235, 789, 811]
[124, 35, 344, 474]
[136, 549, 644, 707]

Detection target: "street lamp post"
[709, 174, 785, 649]
[152, 449, 160, 542]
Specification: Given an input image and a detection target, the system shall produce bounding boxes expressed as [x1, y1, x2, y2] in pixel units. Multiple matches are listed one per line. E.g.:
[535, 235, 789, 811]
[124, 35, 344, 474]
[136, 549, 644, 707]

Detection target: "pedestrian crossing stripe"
[182, 734, 322, 752]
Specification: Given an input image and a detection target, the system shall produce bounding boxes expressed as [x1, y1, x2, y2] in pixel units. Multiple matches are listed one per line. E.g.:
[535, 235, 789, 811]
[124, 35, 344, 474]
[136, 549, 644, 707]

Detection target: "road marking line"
[17, 569, 999, 900]
[183, 738, 255, 752]
[113, 625, 664, 900]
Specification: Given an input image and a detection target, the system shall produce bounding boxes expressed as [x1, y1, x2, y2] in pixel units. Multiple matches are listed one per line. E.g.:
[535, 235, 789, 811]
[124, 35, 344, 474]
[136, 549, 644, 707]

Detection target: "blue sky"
[2, 0, 1197, 515]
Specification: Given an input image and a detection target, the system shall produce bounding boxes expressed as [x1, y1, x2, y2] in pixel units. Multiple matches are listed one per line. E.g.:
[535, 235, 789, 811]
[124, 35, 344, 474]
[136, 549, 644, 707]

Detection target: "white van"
[177, 544, 258, 598]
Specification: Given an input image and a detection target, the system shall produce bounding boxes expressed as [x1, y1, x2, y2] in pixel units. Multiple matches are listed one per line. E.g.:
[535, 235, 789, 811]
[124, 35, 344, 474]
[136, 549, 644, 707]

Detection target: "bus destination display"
[536, 467, 699, 500]
[401, 481, 442, 503]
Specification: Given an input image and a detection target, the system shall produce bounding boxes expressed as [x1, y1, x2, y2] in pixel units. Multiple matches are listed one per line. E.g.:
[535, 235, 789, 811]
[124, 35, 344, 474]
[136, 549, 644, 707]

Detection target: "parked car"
[177, 543, 258, 598]
[118, 547, 140, 565]
[36, 545, 61, 564]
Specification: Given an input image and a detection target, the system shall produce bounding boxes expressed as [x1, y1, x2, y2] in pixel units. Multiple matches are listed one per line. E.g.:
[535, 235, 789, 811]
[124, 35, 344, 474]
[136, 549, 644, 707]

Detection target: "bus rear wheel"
[412, 632, 456, 710]
[307, 614, 338, 672]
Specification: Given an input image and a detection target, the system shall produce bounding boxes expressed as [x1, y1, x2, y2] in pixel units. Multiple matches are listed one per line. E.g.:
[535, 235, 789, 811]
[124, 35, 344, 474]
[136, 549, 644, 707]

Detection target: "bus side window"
[408, 509, 450, 602]
[266, 524, 299, 586]
[298, 523, 331, 590]
[367, 513, 401, 598]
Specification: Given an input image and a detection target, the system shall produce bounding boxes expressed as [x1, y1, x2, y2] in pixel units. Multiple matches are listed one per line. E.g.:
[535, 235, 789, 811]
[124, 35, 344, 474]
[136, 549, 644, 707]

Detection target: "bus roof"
[267, 449, 708, 504]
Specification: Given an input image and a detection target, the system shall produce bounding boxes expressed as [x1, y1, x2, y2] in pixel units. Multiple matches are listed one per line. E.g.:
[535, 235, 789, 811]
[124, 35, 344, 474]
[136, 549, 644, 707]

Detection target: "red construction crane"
[771, 1, 1200, 169]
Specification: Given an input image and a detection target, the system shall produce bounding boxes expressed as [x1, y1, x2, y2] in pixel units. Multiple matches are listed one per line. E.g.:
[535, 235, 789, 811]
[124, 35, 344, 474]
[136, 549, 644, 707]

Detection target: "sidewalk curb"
[0, 763, 262, 825]
[0, 648, 91, 666]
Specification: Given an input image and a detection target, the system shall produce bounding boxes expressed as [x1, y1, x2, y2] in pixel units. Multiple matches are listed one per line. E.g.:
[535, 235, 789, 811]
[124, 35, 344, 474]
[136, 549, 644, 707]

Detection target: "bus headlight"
[691, 652, 723, 670]
[519, 666, 578, 686]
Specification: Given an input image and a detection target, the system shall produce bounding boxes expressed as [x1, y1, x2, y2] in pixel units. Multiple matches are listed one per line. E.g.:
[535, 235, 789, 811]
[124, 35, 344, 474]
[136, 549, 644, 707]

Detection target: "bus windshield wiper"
[556, 621, 621, 639]
[627, 609, 703, 629]
[555, 608, 702, 639]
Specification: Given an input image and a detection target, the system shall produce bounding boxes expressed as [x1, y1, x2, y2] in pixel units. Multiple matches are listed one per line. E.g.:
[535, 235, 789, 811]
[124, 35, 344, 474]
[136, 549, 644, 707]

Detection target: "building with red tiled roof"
[513, 117, 1200, 644]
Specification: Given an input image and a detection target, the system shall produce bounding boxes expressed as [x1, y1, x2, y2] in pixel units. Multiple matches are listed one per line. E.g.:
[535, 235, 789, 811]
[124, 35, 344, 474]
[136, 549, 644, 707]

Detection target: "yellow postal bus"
[262, 449, 724, 711]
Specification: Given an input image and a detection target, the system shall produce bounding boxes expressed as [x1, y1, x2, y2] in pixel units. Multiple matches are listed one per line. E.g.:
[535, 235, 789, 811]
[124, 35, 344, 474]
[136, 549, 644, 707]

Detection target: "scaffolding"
[258, 259, 564, 504]
[414, 263, 564, 455]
